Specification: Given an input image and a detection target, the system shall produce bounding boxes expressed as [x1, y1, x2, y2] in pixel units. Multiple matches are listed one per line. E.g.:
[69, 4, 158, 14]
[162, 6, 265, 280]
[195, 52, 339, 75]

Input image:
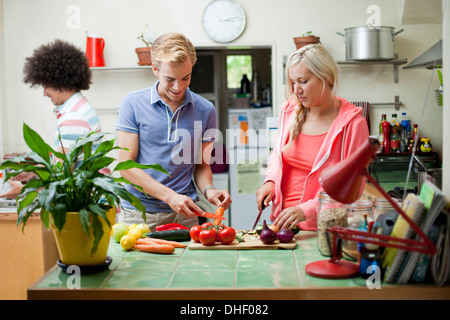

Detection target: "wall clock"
[202, 0, 247, 43]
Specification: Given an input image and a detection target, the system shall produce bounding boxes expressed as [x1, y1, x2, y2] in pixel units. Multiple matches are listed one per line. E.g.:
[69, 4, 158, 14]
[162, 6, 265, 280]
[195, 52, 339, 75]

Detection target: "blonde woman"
[117, 33, 231, 230]
[256, 44, 369, 231]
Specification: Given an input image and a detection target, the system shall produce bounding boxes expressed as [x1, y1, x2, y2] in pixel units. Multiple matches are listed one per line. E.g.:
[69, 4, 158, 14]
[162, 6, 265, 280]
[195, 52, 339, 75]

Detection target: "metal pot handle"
[335, 31, 346, 42]
[392, 28, 404, 40]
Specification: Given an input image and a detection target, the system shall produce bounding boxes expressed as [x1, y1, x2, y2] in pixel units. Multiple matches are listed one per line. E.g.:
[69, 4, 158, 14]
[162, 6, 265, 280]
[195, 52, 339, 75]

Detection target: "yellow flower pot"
[52, 208, 116, 266]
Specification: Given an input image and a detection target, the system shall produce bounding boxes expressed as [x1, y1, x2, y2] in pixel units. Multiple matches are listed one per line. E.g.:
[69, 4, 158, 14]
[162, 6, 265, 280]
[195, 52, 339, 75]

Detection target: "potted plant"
[0, 124, 167, 268]
[136, 24, 154, 65]
[293, 31, 321, 50]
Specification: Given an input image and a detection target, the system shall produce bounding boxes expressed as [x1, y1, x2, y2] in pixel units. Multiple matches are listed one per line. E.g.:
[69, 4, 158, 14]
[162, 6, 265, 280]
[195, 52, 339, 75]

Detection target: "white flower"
[138, 24, 155, 47]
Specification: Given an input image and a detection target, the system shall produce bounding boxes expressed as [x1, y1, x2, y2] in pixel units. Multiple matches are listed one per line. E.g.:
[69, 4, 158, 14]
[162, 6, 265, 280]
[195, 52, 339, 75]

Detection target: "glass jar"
[317, 192, 347, 257]
[372, 197, 401, 222]
[343, 199, 373, 260]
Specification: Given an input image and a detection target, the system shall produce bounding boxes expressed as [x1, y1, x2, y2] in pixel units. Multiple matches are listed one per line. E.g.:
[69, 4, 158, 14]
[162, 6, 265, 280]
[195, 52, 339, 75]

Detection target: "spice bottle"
[343, 199, 373, 260]
[317, 192, 347, 257]
[390, 125, 400, 153]
[378, 114, 386, 145]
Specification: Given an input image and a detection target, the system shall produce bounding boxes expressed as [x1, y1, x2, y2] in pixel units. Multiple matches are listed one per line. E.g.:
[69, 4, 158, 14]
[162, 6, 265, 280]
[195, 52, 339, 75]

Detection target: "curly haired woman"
[1, 39, 102, 199]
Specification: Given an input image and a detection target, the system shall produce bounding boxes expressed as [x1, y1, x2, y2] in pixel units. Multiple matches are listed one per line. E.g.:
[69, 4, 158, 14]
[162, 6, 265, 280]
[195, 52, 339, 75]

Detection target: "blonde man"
[116, 33, 231, 231]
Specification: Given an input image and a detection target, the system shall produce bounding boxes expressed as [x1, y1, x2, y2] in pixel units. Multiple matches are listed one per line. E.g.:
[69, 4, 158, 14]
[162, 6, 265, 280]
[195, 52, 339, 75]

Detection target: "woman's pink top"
[281, 132, 327, 209]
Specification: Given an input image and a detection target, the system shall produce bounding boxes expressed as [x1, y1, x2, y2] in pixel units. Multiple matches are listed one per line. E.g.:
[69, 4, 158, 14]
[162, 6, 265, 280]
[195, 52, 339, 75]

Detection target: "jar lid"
[347, 199, 373, 211]
[374, 197, 400, 207]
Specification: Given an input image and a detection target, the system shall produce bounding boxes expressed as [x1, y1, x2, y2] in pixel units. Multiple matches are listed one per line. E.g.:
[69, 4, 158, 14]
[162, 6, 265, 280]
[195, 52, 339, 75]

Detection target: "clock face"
[202, 0, 246, 43]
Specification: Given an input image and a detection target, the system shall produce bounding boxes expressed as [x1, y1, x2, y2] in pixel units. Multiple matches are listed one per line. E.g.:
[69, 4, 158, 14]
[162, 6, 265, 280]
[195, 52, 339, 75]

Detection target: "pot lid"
[403, 39, 442, 69]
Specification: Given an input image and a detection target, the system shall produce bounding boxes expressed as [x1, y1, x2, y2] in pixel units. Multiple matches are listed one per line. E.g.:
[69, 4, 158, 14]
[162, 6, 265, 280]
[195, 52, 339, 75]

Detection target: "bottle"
[390, 125, 401, 153]
[412, 124, 419, 152]
[252, 70, 260, 102]
[317, 192, 347, 257]
[378, 114, 387, 145]
[239, 74, 250, 95]
[382, 120, 391, 154]
[408, 139, 414, 154]
[372, 197, 401, 221]
[399, 112, 411, 139]
[391, 113, 399, 127]
[400, 128, 408, 153]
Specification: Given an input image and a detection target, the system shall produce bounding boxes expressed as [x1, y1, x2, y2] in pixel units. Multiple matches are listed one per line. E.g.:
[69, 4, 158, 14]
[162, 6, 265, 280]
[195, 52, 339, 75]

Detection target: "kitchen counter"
[28, 231, 450, 300]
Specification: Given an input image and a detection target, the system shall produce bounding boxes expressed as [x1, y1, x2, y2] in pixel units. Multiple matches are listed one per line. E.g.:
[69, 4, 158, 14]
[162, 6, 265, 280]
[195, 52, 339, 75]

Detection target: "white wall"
[1, 0, 447, 195]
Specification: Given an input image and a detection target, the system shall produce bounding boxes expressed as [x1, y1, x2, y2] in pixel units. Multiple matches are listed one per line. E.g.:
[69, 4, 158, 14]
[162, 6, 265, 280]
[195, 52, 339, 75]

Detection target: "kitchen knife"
[251, 200, 266, 231]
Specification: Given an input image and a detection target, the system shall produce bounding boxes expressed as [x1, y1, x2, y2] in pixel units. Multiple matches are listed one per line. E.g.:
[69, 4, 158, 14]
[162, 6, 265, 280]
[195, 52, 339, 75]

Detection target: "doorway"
[190, 47, 273, 143]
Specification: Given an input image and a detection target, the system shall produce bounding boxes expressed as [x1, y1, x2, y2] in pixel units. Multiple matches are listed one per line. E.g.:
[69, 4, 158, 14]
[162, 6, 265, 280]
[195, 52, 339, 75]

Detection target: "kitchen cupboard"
[0, 212, 59, 300]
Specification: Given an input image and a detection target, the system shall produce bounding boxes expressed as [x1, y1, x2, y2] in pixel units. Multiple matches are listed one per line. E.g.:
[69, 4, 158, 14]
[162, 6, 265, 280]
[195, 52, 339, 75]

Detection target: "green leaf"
[40, 209, 50, 229]
[22, 123, 52, 164]
[51, 204, 67, 231]
[113, 159, 169, 175]
[78, 208, 90, 235]
[90, 214, 104, 256]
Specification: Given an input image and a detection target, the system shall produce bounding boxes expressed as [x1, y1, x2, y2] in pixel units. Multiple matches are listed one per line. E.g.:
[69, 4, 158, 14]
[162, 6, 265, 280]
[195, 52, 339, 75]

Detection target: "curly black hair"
[23, 39, 91, 91]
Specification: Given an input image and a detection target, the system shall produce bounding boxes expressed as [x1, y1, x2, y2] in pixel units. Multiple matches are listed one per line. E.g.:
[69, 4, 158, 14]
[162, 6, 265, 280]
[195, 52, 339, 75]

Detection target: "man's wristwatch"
[203, 185, 216, 198]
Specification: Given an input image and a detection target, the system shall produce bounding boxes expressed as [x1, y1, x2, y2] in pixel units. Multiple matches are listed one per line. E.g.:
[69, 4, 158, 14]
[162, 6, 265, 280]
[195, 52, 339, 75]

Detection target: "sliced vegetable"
[291, 225, 300, 234]
[269, 224, 280, 234]
[146, 229, 191, 241]
[214, 206, 225, 225]
[276, 228, 295, 243]
[155, 223, 189, 232]
[260, 220, 277, 244]
[137, 237, 187, 248]
[134, 244, 175, 254]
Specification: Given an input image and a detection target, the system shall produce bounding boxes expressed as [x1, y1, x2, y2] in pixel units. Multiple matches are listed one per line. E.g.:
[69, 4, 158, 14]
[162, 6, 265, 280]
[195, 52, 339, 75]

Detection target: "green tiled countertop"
[28, 232, 450, 300]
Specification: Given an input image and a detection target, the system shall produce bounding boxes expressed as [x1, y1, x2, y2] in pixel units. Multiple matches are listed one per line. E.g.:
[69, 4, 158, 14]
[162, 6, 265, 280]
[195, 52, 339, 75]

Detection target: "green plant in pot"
[293, 31, 321, 50]
[0, 123, 167, 267]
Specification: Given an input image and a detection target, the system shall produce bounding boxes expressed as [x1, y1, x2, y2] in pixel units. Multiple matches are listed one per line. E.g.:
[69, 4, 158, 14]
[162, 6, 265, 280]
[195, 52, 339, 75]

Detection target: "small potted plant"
[136, 24, 154, 65]
[0, 124, 167, 269]
[293, 31, 321, 50]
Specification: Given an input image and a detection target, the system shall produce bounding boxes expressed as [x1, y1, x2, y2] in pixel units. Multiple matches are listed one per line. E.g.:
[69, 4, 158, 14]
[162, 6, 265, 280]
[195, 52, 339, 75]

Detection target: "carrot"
[134, 244, 175, 254]
[137, 237, 187, 248]
[214, 206, 225, 225]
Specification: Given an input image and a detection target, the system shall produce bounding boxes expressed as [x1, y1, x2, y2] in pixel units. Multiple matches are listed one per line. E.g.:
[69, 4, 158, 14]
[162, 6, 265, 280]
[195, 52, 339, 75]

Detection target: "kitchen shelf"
[90, 66, 152, 70]
[337, 56, 407, 83]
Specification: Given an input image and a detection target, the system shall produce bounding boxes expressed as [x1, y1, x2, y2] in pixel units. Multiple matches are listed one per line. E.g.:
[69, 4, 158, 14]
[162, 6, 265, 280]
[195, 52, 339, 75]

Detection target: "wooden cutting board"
[188, 233, 297, 250]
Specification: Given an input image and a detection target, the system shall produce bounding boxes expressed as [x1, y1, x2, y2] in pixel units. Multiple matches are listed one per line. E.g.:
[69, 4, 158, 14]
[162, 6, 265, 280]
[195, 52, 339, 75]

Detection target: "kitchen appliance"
[86, 31, 105, 67]
[336, 26, 404, 61]
[305, 138, 436, 279]
[227, 107, 272, 230]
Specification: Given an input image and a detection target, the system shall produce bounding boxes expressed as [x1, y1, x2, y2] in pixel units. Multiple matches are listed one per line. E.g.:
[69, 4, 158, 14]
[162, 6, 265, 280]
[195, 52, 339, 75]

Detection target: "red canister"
[86, 32, 105, 67]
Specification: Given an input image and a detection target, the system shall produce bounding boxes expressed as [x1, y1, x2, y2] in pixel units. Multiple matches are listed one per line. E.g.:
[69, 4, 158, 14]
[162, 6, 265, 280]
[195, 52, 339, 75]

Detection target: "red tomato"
[219, 227, 236, 245]
[189, 225, 202, 243]
[199, 229, 217, 246]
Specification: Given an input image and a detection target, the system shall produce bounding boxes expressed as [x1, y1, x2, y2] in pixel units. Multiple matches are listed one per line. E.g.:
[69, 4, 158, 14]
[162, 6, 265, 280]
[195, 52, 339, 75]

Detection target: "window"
[226, 54, 252, 89]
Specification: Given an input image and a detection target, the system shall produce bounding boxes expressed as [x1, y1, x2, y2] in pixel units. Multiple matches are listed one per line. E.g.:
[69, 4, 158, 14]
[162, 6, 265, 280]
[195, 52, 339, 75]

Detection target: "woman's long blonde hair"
[283, 44, 339, 151]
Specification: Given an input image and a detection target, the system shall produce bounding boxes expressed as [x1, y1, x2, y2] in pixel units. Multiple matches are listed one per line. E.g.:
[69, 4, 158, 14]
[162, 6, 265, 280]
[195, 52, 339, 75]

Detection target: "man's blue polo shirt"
[116, 81, 217, 212]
